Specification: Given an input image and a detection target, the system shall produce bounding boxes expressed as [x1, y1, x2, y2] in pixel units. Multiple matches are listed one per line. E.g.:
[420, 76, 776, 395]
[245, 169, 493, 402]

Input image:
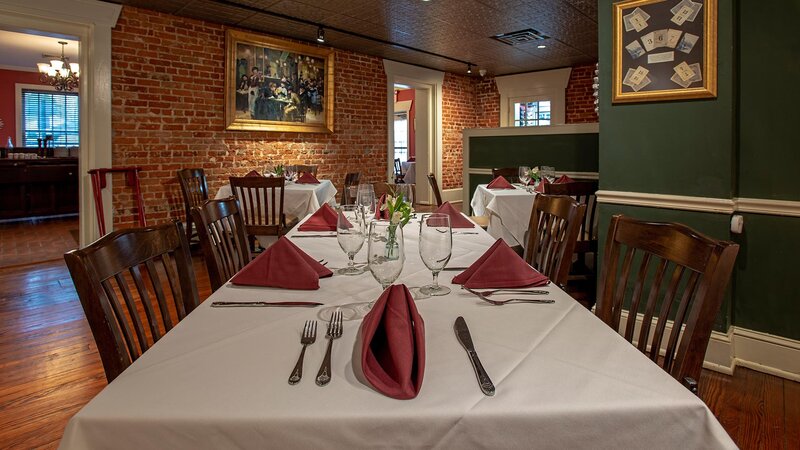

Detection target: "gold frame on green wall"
[612, 0, 717, 103]
[224, 29, 335, 133]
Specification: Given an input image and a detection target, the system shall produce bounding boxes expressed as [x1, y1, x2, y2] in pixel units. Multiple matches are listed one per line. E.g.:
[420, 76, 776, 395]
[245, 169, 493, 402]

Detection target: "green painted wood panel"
[738, 1, 800, 200]
[598, 0, 736, 199]
[469, 133, 599, 172]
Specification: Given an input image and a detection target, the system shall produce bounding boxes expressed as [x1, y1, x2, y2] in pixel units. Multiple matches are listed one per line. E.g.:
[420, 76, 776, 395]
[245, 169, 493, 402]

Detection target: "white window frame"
[15, 83, 80, 147]
[509, 96, 552, 127]
[495, 67, 571, 127]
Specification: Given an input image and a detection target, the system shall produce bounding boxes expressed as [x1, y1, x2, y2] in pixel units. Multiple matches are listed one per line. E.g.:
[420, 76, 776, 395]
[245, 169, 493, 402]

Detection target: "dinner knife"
[454, 316, 495, 396]
[211, 301, 323, 308]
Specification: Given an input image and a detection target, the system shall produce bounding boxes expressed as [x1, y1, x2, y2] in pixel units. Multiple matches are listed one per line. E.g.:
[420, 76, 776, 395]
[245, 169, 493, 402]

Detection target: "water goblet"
[336, 205, 366, 275]
[419, 214, 452, 296]
[518, 166, 531, 186]
[367, 220, 405, 290]
[394, 183, 414, 206]
[356, 183, 376, 217]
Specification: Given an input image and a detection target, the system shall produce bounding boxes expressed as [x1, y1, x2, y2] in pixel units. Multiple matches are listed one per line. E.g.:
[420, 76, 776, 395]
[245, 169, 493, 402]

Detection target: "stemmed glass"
[336, 205, 366, 275]
[518, 166, 531, 186]
[541, 166, 555, 182]
[356, 183, 376, 217]
[419, 214, 452, 296]
[395, 184, 414, 206]
[367, 220, 405, 290]
[284, 165, 296, 182]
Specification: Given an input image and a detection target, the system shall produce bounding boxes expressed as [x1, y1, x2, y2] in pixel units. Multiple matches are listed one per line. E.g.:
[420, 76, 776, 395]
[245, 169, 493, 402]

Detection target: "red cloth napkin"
[375, 193, 389, 219]
[486, 176, 514, 189]
[554, 174, 575, 184]
[245, 170, 262, 177]
[296, 172, 320, 184]
[452, 239, 549, 288]
[433, 202, 475, 228]
[230, 237, 332, 289]
[357, 284, 425, 400]
[534, 177, 550, 193]
[298, 204, 337, 231]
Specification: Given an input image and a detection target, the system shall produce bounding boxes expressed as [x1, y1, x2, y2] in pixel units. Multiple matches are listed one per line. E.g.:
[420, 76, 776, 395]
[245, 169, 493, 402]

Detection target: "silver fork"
[288, 320, 317, 385]
[315, 309, 343, 386]
[463, 287, 555, 306]
[473, 288, 549, 296]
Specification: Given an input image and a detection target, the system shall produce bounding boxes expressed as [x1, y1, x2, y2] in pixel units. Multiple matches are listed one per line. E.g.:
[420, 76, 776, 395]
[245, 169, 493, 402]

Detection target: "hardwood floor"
[0, 257, 797, 449]
[0, 216, 79, 269]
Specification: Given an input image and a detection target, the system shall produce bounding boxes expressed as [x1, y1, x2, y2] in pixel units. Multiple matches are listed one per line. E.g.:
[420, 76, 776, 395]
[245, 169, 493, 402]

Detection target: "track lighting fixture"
[467, 64, 472, 74]
[317, 26, 325, 43]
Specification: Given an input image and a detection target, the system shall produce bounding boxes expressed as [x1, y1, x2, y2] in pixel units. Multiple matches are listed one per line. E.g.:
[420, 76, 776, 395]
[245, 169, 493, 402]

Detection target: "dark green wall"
[599, 0, 800, 340]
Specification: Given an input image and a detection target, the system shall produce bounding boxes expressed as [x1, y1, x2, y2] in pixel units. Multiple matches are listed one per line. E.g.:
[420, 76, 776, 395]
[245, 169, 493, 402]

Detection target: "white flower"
[531, 167, 539, 174]
[391, 211, 402, 223]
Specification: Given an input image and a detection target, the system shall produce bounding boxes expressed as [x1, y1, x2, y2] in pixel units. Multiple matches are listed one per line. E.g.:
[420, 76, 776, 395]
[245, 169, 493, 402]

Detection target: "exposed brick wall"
[475, 77, 500, 128]
[440, 73, 477, 190]
[110, 6, 387, 227]
[565, 63, 599, 124]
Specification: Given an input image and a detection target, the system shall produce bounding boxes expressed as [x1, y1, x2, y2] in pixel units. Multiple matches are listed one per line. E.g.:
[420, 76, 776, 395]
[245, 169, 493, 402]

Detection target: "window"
[393, 112, 408, 161]
[21, 89, 79, 147]
[512, 100, 551, 127]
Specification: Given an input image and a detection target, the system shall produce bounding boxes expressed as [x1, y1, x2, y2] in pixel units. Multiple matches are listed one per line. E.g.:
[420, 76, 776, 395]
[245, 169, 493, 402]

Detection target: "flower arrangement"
[273, 164, 284, 176]
[381, 192, 413, 228]
[528, 166, 541, 184]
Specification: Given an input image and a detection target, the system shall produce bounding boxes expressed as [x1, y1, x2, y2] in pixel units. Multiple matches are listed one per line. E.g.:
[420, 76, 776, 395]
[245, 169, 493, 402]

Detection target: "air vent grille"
[492, 29, 549, 46]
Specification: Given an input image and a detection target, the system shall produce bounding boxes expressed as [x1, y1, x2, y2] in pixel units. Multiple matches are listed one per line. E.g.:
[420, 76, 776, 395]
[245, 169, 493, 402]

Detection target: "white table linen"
[401, 161, 416, 184]
[470, 184, 536, 246]
[216, 179, 338, 220]
[60, 213, 734, 450]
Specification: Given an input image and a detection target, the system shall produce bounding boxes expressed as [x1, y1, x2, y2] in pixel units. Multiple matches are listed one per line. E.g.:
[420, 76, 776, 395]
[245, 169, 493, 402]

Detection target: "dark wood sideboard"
[0, 158, 79, 220]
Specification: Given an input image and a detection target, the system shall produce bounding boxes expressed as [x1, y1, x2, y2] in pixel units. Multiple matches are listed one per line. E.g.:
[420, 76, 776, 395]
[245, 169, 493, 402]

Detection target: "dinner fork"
[463, 287, 555, 306]
[472, 288, 549, 296]
[315, 309, 343, 386]
[288, 320, 317, 385]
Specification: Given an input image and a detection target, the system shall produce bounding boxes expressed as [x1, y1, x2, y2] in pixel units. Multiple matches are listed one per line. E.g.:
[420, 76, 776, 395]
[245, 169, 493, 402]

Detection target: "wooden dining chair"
[229, 176, 296, 251]
[596, 215, 739, 393]
[177, 168, 209, 242]
[491, 167, 518, 183]
[191, 197, 250, 292]
[427, 172, 489, 229]
[394, 158, 405, 183]
[341, 172, 360, 205]
[64, 220, 199, 383]
[523, 194, 586, 288]
[544, 180, 600, 307]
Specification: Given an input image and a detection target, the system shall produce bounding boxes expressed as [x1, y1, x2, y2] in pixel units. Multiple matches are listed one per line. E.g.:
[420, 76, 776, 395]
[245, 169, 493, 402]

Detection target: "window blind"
[22, 89, 80, 147]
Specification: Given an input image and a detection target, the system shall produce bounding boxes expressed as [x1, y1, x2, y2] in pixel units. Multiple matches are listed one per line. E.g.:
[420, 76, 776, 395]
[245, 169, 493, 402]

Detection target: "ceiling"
[105, 0, 598, 76]
[0, 30, 79, 71]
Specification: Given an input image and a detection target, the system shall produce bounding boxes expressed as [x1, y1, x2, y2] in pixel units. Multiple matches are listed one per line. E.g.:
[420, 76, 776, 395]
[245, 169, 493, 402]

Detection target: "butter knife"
[211, 301, 323, 308]
[454, 316, 495, 396]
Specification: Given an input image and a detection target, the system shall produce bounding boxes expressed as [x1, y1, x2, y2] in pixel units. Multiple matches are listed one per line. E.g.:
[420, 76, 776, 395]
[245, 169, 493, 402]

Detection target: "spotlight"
[537, 44, 546, 49]
[317, 26, 325, 43]
[467, 64, 472, 74]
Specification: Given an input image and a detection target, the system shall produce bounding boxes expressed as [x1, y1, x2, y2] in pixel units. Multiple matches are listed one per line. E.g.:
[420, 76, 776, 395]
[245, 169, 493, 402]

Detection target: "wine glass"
[518, 166, 531, 186]
[542, 166, 555, 182]
[356, 183, 376, 217]
[367, 220, 405, 290]
[394, 183, 414, 206]
[336, 205, 366, 275]
[419, 214, 452, 296]
[285, 165, 296, 182]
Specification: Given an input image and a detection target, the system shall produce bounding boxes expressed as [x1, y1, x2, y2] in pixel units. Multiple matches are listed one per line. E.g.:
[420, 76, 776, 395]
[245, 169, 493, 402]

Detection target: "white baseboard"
[618, 310, 800, 381]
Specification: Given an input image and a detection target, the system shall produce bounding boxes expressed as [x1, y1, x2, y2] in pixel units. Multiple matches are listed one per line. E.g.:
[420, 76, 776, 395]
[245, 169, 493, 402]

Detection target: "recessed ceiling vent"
[492, 28, 549, 46]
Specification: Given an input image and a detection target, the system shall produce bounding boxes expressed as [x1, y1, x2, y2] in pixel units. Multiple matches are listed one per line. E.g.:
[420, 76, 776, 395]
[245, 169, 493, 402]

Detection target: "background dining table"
[470, 183, 536, 246]
[216, 178, 338, 220]
[59, 214, 735, 449]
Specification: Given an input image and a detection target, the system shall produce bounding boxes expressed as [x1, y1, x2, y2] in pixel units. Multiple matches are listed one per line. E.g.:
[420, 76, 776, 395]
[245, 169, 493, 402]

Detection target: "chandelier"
[36, 41, 79, 91]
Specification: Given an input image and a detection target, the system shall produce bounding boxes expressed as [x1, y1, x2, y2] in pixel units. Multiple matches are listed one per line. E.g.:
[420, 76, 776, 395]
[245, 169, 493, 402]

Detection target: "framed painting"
[612, 0, 717, 103]
[225, 29, 334, 133]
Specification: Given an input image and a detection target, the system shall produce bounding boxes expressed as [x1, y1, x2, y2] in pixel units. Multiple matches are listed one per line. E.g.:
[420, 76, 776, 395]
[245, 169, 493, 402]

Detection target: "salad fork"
[315, 309, 343, 386]
[472, 288, 549, 296]
[288, 320, 317, 385]
[463, 287, 554, 306]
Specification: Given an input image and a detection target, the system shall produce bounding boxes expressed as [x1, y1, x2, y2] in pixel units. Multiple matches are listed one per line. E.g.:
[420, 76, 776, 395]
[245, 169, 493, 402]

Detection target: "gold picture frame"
[612, 0, 717, 103]
[225, 29, 334, 133]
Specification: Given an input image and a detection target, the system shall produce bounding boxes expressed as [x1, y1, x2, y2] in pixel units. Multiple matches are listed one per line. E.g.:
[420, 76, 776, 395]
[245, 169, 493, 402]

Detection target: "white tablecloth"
[401, 161, 416, 184]
[216, 179, 338, 220]
[470, 184, 536, 246]
[60, 214, 734, 449]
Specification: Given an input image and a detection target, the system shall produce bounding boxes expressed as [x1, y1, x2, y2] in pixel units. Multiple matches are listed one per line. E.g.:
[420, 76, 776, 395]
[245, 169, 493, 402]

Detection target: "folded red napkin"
[534, 177, 550, 193]
[453, 239, 549, 288]
[433, 202, 475, 228]
[298, 204, 337, 231]
[296, 172, 320, 184]
[375, 193, 389, 219]
[486, 176, 514, 189]
[245, 170, 262, 177]
[357, 284, 425, 399]
[554, 174, 574, 184]
[230, 237, 332, 289]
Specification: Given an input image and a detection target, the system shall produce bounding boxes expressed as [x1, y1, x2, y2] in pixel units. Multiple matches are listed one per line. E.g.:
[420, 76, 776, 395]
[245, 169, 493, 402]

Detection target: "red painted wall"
[394, 88, 415, 160]
[0, 69, 42, 145]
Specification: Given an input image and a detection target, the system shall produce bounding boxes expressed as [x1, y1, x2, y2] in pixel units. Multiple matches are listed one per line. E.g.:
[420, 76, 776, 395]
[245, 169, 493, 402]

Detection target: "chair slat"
[101, 279, 138, 359]
[649, 265, 686, 361]
[613, 247, 637, 332]
[623, 251, 650, 340]
[129, 265, 162, 342]
[638, 258, 669, 354]
[144, 259, 173, 330]
[113, 272, 150, 355]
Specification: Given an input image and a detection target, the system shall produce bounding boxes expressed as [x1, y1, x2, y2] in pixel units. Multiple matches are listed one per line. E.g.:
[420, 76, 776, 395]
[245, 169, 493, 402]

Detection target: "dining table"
[216, 178, 338, 220]
[470, 183, 536, 246]
[59, 213, 735, 449]
[401, 160, 416, 184]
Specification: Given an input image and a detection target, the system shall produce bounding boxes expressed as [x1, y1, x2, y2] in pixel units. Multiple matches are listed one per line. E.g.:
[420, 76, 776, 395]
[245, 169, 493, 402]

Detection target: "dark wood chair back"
[492, 167, 518, 183]
[177, 168, 209, 241]
[394, 158, 404, 183]
[596, 214, 739, 392]
[292, 164, 317, 177]
[544, 180, 599, 256]
[523, 194, 586, 287]
[229, 176, 288, 243]
[427, 172, 444, 207]
[64, 220, 199, 383]
[191, 197, 250, 292]
[341, 172, 360, 205]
